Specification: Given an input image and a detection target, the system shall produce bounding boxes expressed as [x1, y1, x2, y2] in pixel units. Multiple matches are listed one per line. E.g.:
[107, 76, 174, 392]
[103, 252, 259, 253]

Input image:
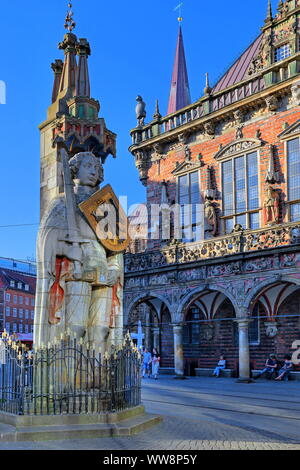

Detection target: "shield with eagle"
[79, 184, 130, 253]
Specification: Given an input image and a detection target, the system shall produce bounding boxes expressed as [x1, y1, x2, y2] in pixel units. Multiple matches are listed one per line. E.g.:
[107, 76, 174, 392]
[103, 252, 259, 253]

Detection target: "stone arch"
[175, 284, 239, 322]
[125, 291, 173, 323]
[244, 275, 300, 312]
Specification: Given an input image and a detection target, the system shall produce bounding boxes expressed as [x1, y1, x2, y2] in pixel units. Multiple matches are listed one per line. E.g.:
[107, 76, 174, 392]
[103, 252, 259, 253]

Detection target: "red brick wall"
[145, 106, 300, 250]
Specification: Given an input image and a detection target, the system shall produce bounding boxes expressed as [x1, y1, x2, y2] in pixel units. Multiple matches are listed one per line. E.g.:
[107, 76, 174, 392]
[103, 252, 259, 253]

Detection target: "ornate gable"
[278, 119, 300, 139]
[214, 138, 263, 161]
[172, 159, 202, 176]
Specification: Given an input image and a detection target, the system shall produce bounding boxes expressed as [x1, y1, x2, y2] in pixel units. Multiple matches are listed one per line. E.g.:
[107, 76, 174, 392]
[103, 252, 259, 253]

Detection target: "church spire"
[167, 25, 191, 115]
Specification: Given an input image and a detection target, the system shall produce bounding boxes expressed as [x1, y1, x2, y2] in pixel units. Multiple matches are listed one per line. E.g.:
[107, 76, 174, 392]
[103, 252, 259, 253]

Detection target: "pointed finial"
[204, 72, 212, 95]
[64, 1, 76, 32]
[174, 2, 184, 23]
[153, 99, 162, 120]
[265, 0, 273, 23]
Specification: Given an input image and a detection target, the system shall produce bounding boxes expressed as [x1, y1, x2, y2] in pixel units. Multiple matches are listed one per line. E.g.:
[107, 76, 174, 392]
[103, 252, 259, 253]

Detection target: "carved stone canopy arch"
[278, 118, 300, 140]
[172, 159, 203, 177]
[214, 137, 263, 161]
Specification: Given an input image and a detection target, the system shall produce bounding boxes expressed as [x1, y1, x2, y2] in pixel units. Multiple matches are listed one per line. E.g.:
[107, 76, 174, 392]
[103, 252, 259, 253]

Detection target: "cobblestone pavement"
[0, 376, 299, 450]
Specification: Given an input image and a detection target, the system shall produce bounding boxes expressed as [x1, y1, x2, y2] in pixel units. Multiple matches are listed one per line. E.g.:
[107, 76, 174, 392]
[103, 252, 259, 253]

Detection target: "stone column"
[152, 327, 160, 351]
[236, 314, 252, 383]
[173, 323, 185, 379]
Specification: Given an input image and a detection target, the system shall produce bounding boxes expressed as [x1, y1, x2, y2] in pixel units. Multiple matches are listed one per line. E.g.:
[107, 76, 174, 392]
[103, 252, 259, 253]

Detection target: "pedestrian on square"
[142, 348, 152, 378]
[151, 348, 160, 380]
[275, 355, 293, 381]
[254, 354, 278, 380]
[212, 355, 226, 377]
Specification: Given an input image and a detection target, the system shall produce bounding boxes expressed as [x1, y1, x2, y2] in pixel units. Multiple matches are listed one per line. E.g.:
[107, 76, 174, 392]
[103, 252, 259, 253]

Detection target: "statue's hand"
[107, 269, 119, 287]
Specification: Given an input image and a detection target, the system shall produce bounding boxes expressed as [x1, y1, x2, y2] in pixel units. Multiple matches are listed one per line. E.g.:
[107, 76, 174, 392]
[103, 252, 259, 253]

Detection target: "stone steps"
[0, 405, 162, 441]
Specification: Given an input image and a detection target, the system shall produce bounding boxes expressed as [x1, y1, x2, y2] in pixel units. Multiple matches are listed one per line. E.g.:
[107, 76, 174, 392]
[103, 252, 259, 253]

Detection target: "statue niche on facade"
[263, 185, 280, 225]
[34, 149, 127, 354]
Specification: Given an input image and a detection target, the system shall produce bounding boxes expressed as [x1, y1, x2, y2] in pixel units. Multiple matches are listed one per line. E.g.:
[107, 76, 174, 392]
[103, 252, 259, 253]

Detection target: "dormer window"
[274, 44, 291, 63]
[17, 282, 22, 289]
[10, 281, 15, 287]
[25, 284, 29, 291]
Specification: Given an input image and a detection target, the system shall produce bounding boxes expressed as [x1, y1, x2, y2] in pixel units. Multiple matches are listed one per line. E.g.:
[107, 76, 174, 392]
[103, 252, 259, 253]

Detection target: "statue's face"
[77, 156, 102, 187]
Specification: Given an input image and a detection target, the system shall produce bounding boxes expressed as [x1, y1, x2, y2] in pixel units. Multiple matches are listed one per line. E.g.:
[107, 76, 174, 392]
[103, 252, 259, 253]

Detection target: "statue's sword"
[60, 147, 87, 280]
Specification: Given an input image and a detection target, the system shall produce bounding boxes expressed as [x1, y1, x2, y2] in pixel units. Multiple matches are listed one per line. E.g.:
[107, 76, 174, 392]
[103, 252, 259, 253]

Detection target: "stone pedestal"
[0, 406, 162, 441]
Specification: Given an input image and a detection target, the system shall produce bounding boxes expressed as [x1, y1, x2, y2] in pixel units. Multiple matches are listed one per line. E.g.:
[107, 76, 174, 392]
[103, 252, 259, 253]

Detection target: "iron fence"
[0, 332, 141, 416]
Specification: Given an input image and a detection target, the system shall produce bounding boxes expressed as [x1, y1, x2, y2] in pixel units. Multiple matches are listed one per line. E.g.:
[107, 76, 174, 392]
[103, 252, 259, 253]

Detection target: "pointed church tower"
[39, 2, 117, 219]
[167, 25, 191, 115]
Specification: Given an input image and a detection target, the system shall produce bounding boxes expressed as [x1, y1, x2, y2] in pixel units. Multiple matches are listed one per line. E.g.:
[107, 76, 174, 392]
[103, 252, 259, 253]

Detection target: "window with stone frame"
[274, 43, 291, 63]
[221, 151, 259, 233]
[287, 137, 300, 221]
[178, 171, 202, 242]
[249, 304, 260, 345]
[183, 306, 201, 344]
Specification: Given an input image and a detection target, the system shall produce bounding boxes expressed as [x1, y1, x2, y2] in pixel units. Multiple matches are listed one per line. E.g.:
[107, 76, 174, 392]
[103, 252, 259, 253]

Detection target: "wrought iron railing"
[124, 222, 300, 273]
[0, 333, 141, 416]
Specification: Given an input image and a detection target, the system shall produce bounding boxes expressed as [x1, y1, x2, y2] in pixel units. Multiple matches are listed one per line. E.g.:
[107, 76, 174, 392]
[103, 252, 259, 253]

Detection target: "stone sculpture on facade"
[34, 149, 125, 354]
[136, 95, 147, 127]
[263, 185, 280, 225]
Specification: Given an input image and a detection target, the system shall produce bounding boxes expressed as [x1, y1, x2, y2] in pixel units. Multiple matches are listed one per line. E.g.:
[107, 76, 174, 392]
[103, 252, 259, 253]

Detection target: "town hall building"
[125, 1, 300, 381]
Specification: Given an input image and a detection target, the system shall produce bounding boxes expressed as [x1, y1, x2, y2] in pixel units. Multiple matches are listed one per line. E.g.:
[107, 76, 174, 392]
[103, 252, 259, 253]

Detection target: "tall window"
[287, 138, 300, 221]
[183, 307, 201, 344]
[178, 171, 201, 242]
[5, 293, 10, 302]
[222, 151, 259, 233]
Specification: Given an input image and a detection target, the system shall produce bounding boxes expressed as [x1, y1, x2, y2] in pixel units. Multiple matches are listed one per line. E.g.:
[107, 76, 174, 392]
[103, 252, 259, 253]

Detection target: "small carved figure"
[204, 200, 217, 237]
[265, 95, 279, 112]
[290, 81, 300, 106]
[135, 95, 146, 127]
[263, 185, 280, 225]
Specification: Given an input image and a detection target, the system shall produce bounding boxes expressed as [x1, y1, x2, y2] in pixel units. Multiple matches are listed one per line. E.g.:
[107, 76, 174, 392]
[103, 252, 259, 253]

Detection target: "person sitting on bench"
[275, 355, 293, 381]
[254, 354, 278, 380]
[213, 355, 226, 377]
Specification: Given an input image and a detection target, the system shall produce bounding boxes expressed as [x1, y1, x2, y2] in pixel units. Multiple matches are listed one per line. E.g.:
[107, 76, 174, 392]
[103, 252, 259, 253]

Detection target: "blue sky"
[0, 0, 272, 260]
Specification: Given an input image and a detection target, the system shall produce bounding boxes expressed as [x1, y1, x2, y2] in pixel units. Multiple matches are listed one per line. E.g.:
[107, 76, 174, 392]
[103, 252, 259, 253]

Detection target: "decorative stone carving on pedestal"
[135, 95, 146, 127]
[290, 81, 300, 106]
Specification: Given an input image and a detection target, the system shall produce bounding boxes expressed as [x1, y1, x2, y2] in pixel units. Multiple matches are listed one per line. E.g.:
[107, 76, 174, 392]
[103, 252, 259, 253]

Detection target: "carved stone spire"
[167, 26, 191, 115]
[75, 39, 91, 97]
[204, 166, 216, 200]
[51, 59, 64, 103]
[265, 145, 280, 184]
[265, 0, 273, 24]
[58, 32, 78, 100]
[204, 72, 212, 96]
[153, 99, 162, 121]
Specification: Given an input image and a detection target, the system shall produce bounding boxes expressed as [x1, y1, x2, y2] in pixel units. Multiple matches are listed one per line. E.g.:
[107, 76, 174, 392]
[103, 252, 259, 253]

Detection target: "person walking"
[151, 348, 160, 380]
[142, 348, 152, 378]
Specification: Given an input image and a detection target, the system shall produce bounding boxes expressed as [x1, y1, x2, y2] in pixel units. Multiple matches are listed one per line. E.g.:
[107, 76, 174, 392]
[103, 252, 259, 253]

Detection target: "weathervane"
[174, 2, 184, 23]
[64, 1, 76, 32]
